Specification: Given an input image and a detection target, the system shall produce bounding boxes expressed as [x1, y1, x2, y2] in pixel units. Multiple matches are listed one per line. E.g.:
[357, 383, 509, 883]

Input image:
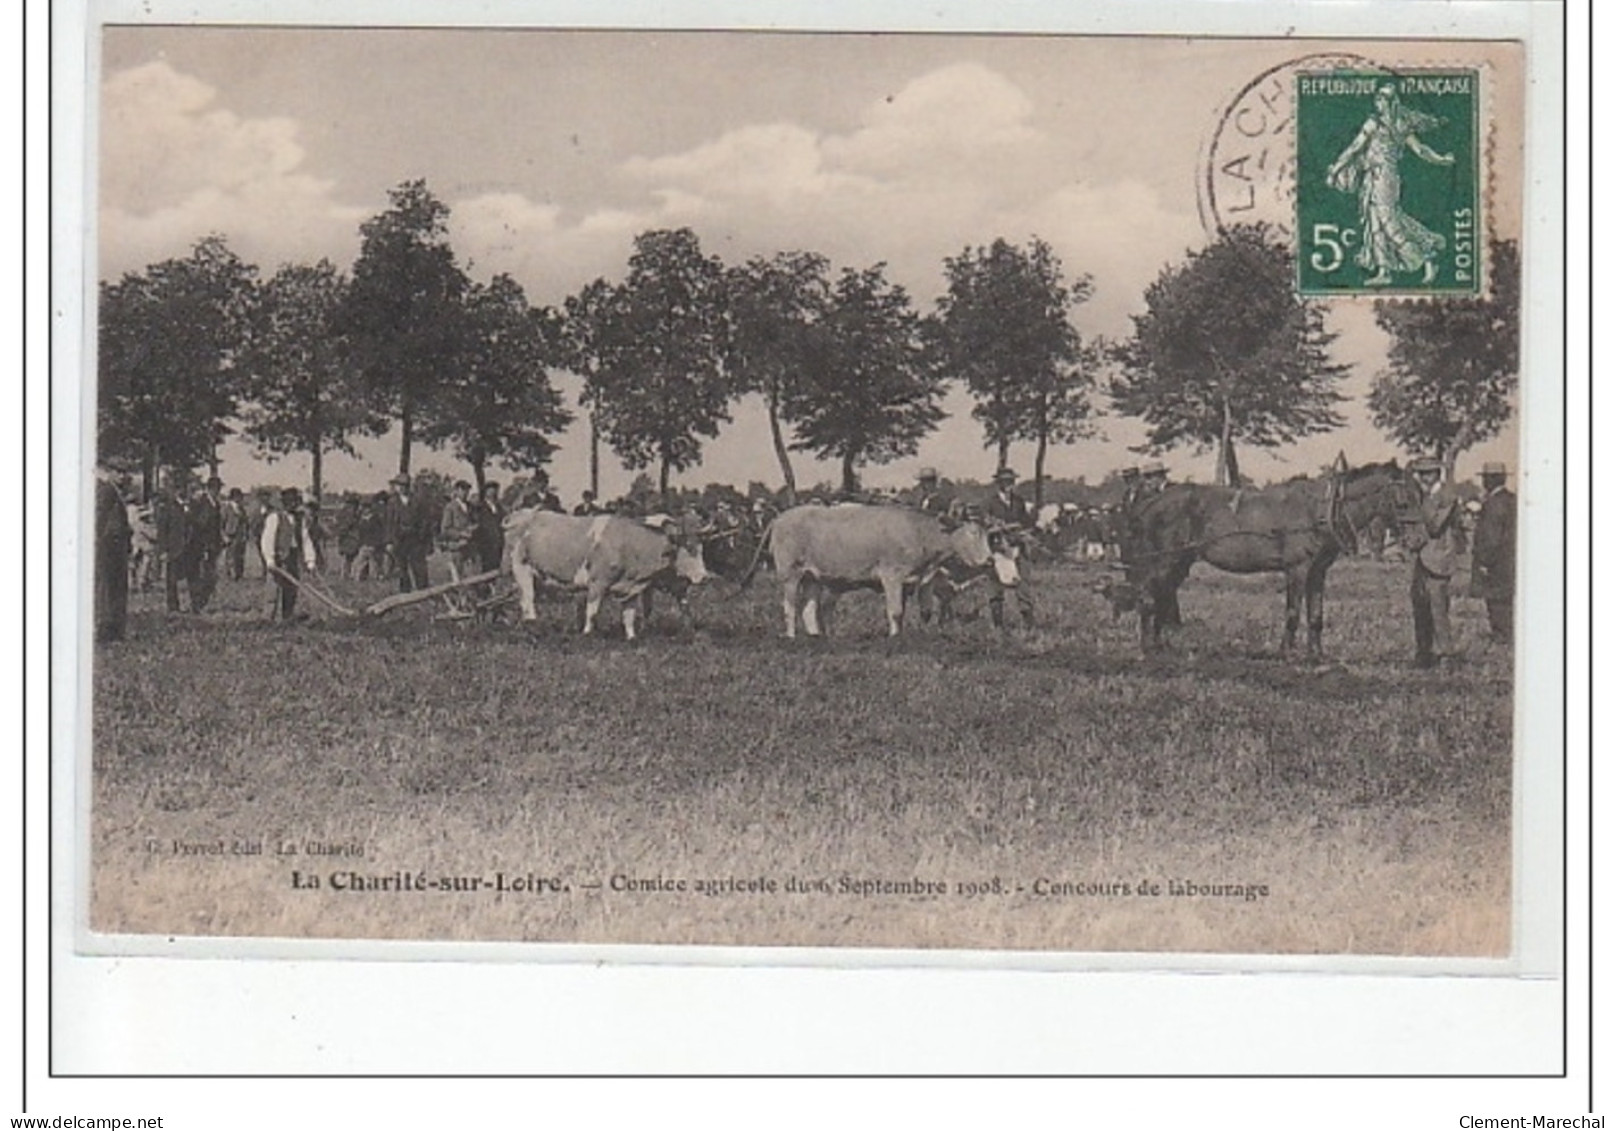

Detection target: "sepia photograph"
[81, 24, 1537, 961]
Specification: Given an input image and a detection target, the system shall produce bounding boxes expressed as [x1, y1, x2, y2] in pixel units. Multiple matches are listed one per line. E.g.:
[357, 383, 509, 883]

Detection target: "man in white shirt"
[260, 488, 319, 623]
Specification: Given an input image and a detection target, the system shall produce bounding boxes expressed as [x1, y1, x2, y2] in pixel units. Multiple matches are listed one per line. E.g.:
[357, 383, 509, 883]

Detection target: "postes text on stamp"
[1296, 69, 1481, 296]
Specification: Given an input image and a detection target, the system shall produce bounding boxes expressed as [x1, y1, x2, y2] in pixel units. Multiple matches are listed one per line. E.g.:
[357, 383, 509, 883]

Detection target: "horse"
[1108, 461, 1414, 655]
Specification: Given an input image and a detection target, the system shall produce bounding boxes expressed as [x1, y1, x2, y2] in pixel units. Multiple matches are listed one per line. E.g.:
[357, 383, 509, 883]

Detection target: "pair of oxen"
[502, 504, 1014, 641]
[504, 459, 1414, 654]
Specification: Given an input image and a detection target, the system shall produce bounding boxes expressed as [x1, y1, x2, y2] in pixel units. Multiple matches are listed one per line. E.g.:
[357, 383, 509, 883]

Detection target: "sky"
[95, 28, 1526, 502]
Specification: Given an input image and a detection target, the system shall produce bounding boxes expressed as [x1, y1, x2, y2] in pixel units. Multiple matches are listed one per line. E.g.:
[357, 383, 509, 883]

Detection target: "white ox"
[758, 504, 995, 638]
[506, 511, 710, 640]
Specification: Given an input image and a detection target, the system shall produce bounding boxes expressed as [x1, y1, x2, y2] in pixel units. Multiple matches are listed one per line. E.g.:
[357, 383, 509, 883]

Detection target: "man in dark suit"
[1402, 458, 1463, 668]
[94, 470, 132, 642]
[384, 474, 433, 592]
[153, 473, 192, 613]
[185, 475, 226, 612]
[1470, 461, 1516, 644]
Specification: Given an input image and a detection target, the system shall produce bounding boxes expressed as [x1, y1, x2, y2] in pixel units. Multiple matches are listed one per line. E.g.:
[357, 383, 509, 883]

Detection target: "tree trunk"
[1032, 398, 1049, 510]
[1216, 396, 1238, 486]
[470, 456, 486, 493]
[589, 413, 600, 499]
[398, 400, 413, 476]
[841, 452, 858, 496]
[997, 434, 1011, 475]
[767, 390, 797, 505]
[1034, 429, 1049, 510]
[659, 454, 671, 497]
[311, 441, 323, 501]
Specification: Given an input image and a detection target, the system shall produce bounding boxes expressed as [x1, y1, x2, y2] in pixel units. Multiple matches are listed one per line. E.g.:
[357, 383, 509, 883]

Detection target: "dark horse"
[1111, 461, 1413, 655]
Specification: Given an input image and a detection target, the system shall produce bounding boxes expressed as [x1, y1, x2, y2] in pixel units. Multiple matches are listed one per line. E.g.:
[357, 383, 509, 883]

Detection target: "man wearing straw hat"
[1470, 461, 1516, 644]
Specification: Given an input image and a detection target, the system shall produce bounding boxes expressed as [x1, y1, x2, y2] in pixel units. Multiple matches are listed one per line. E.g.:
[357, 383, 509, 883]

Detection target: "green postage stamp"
[1295, 69, 1482, 296]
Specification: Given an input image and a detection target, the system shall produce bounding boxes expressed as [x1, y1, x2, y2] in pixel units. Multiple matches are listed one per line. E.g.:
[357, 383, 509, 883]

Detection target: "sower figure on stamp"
[984, 467, 1034, 630]
[1470, 461, 1516, 644]
[1325, 83, 1455, 286]
[260, 488, 318, 623]
[1401, 457, 1462, 668]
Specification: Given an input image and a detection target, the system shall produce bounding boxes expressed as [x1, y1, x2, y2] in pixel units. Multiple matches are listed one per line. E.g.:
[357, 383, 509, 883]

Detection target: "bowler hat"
[1141, 460, 1166, 475]
[390, 474, 410, 487]
[1410, 457, 1442, 473]
[1481, 461, 1508, 477]
[917, 467, 938, 481]
[994, 467, 1018, 483]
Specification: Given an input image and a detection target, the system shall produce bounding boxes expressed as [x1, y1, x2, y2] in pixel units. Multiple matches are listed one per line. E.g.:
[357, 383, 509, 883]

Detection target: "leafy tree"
[933, 237, 1098, 506]
[581, 229, 732, 494]
[98, 234, 257, 490]
[726, 250, 832, 503]
[338, 179, 469, 475]
[787, 264, 945, 495]
[1369, 239, 1520, 469]
[237, 260, 384, 498]
[1110, 224, 1348, 485]
[419, 274, 572, 490]
[559, 277, 617, 499]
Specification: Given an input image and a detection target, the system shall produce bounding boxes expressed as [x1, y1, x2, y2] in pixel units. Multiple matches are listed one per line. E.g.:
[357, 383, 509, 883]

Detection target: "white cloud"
[574, 61, 1200, 327]
[1020, 180, 1206, 337]
[98, 61, 361, 279]
[624, 122, 870, 206]
[825, 62, 1043, 180]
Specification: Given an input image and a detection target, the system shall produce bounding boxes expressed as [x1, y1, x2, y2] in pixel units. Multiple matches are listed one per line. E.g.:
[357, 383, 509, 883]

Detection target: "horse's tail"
[738, 520, 775, 590]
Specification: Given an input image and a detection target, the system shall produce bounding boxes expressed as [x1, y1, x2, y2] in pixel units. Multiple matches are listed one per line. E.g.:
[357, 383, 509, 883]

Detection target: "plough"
[266, 564, 513, 621]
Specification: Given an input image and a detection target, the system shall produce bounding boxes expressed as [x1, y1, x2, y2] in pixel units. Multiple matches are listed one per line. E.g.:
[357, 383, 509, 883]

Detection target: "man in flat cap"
[1471, 461, 1516, 644]
[1139, 460, 1169, 498]
[1401, 457, 1463, 668]
[912, 467, 955, 519]
[1119, 465, 1142, 509]
[983, 467, 1035, 629]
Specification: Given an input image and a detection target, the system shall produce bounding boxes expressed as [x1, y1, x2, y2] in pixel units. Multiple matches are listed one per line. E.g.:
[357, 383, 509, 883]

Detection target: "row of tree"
[98, 178, 1520, 506]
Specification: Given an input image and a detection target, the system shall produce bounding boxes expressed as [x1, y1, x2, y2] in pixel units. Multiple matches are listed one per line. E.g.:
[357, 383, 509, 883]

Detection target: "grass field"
[89, 552, 1512, 956]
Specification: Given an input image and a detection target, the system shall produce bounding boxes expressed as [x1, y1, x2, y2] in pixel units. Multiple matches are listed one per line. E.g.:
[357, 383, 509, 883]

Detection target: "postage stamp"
[1295, 68, 1484, 296]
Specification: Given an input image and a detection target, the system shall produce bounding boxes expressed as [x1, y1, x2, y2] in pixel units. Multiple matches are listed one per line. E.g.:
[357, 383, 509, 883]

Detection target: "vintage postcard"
[76, 19, 1552, 971]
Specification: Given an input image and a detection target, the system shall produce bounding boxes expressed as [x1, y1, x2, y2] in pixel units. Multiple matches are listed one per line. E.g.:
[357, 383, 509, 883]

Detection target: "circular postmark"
[1199, 52, 1382, 242]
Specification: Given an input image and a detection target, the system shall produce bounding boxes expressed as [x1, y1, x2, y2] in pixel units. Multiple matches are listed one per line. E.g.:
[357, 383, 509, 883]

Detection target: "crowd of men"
[92, 455, 1517, 664]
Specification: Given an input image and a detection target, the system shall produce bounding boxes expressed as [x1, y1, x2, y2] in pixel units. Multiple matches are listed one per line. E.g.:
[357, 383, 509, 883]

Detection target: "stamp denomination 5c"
[1296, 69, 1482, 296]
